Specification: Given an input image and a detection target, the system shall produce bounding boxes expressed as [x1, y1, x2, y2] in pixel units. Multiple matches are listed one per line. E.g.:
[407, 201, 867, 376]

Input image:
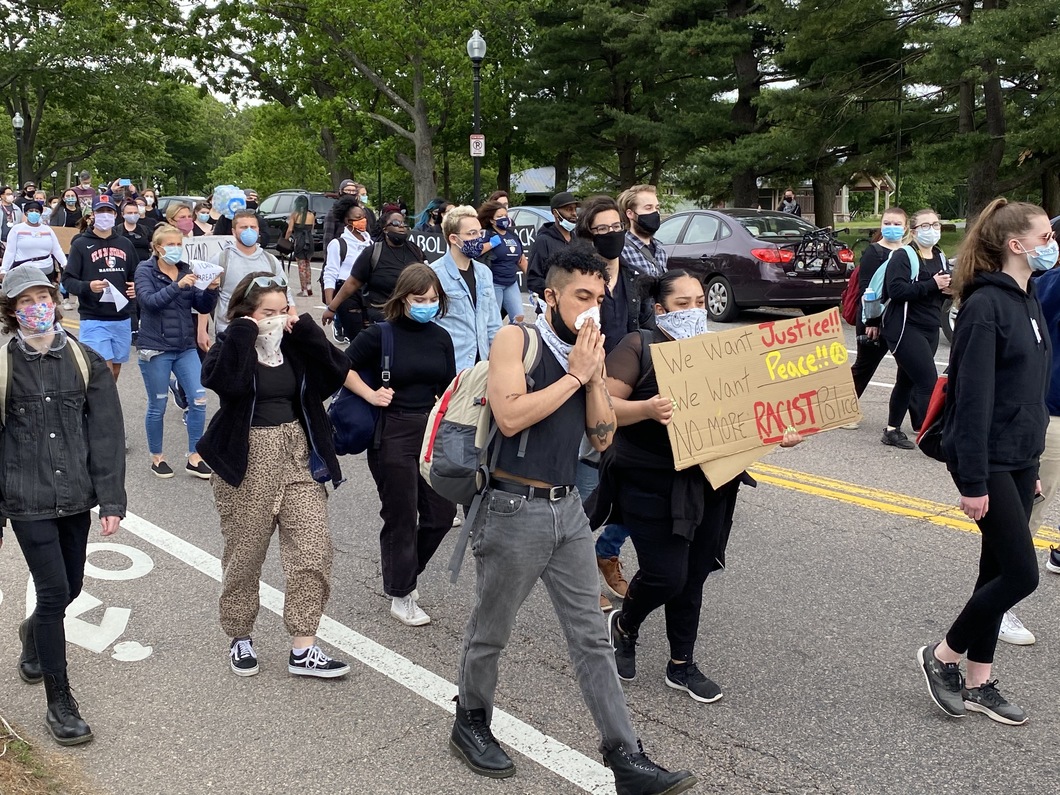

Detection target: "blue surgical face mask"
[1021, 239, 1059, 272]
[239, 228, 259, 247]
[197, 212, 210, 223]
[64, 196, 76, 205]
[26, 211, 41, 224]
[495, 217, 511, 231]
[880, 225, 904, 243]
[124, 213, 140, 225]
[558, 218, 577, 233]
[161, 245, 183, 265]
[408, 301, 439, 323]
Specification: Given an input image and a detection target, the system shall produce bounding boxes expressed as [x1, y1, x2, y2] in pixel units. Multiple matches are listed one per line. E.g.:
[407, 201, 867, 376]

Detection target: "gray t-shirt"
[211, 245, 296, 333]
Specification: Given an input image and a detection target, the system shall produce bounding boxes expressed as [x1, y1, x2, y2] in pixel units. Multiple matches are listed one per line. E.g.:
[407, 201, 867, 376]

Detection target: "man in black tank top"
[451, 248, 697, 794]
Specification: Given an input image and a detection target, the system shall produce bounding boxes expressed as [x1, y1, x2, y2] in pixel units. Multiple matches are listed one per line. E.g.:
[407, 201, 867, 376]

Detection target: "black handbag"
[275, 236, 294, 255]
[329, 322, 393, 455]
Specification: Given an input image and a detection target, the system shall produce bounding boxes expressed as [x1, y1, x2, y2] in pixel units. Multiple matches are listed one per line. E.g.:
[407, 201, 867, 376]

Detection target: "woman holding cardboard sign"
[590, 269, 799, 704]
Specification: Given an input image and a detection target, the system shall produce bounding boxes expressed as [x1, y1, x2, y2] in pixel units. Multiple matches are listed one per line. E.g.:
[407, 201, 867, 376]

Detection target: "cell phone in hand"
[119, 178, 131, 187]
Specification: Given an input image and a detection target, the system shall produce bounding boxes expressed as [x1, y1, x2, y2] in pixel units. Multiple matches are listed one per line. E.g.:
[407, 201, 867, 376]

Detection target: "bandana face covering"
[254, 315, 287, 367]
[16, 301, 57, 333]
[656, 308, 709, 340]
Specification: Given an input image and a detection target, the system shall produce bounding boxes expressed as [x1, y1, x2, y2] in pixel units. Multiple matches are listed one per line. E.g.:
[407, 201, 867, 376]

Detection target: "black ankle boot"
[603, 742, 697, 795]
[18, 617, 43, 684]
[43, 672, 93, 746]
[449, 699, 515, 778]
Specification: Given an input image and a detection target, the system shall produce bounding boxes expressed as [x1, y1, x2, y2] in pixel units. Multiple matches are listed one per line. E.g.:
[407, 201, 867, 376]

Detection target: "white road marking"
[116, 509, 618, 795]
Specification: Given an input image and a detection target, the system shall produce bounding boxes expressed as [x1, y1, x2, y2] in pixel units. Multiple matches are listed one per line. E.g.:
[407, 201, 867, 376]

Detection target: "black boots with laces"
[603, 742, 698, 795]
[18, 617, 43, 684]
[449, 698, 516, 778]
[43, 671, 93, 746]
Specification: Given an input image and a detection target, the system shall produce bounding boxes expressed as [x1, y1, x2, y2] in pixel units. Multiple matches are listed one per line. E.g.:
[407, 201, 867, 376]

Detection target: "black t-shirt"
[344, 315, 456, 412]
[600, 271, 628, 353]
[459, 263, 477, 307]
[252, 359, 298, 426]
[119, 222, 152, 263]
[605, 329, 670, 461]
[350, 241, 424, 322]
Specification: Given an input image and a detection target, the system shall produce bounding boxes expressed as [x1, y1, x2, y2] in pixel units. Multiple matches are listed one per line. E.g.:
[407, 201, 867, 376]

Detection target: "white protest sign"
[191, 260, 223, 290]
[182, 235, 230, 264]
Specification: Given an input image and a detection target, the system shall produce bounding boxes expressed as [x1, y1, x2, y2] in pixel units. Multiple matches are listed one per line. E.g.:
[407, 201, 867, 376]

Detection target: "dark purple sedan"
[655, 209, 854, 322]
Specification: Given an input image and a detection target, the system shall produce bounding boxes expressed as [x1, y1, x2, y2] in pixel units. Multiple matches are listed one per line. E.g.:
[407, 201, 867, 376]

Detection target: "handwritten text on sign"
[650, 308, 862, 470]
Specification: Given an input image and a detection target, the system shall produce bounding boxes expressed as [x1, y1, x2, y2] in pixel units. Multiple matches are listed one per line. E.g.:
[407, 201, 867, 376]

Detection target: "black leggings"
[850, 328, 888, 399]
[945, 467, 1039, 664]
[10, 512, 92, 675]
[886, 324, 938, 430]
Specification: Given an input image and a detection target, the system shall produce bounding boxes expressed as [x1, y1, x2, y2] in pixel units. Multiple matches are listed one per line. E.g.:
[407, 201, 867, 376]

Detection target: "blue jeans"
[138, 348, 206, 455]
[493, 281, 524, 323]
[576, 460, 631, 560]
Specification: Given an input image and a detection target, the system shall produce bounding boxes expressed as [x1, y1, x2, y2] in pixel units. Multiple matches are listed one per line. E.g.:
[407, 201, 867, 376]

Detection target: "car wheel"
[705, 276, 739, 323]
[941, 298, 956, 342]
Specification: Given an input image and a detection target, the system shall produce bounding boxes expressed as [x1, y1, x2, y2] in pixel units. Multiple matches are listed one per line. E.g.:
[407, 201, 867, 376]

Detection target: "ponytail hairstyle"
[952, 198, 1048, 303]
[637, 269, 702, 312]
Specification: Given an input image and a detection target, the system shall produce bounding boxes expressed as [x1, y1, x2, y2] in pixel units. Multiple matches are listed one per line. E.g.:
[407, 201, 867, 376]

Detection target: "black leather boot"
[604, 742, 697, 795]
[18, 617, 43, 684]
[43, 672, 93, 746]
[449, 699, 515, 778]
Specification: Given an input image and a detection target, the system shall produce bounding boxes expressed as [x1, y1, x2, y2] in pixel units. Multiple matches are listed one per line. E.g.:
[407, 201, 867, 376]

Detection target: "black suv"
[258, 190, 338, 253]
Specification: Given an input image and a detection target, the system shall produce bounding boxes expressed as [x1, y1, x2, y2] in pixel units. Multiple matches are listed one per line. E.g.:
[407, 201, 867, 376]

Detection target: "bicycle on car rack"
[778, 227, 855, 279]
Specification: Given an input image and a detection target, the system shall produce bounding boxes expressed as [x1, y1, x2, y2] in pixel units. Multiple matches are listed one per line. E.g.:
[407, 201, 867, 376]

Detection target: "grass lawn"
[0, 716, 95, 795]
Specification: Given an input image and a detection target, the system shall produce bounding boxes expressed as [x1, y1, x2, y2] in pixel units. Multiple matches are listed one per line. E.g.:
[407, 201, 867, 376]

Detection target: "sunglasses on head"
[244, 274, 287, 299]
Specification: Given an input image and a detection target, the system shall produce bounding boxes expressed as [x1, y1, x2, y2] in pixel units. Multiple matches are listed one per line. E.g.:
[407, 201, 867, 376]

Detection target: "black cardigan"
[196, 314, 350, 487]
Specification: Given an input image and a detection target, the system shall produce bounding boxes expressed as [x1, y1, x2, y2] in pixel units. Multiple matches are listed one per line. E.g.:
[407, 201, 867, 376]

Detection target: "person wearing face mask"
[847, 207, 910, 403]
[49, 189, 83, 228]
[414, 197, 447, 233]
[193, 201, 214, 236]
[322, 199, 373, 345]
[777, 188, 802, 216]
[197, 272, 352, 681]
[14, 181, 37, 210]
[0, 265, 126, 747]
[166, 202, 203, 237]
[617, 185, 669, 278]
[917, 199, 1054, 727]
[1, 184, 24, 243]
[62, 196, 139, 380]
[117, 200, 152, 262]
[0, 200, 68, 282]
[72, 171, 96, 212]
[880, 207, 951, 449]
[428, 205, 502, 370]
[591, 270, 800, 704]
[526, 191, 580, 300]
[323, 211, 427, 328]
[343, 264, 456, 626]
[477, 200, 526, 323]
[134, 225, 219, 479]
[141, 189, 163, 224]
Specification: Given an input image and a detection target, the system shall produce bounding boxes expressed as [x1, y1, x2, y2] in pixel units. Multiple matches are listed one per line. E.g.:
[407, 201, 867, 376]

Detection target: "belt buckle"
[548, 485, 565, 501]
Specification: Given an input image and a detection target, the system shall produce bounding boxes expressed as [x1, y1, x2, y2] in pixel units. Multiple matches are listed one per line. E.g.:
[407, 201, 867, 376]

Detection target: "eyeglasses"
[386, 220, 408, 229]
[243, 274, 287, 299]
[590, 223, 624, 235]
[915, 222, 942, 232]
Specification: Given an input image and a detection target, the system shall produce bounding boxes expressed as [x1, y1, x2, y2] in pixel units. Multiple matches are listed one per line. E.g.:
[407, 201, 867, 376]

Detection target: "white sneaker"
[840, 422, 860, 430]
[61, 299, 75, 311]
[391, 594, 430, 626]
[998, 611, 1035, 646]
[452, 514, 463, 528]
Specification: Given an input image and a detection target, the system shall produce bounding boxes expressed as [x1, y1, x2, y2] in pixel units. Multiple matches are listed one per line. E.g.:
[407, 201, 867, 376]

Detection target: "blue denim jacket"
[430, 251, 502, 370]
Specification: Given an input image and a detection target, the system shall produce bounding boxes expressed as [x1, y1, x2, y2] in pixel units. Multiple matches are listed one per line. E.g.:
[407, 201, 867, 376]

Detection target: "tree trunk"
[728, 0, 761, 205]
[963, 0, 1006, 222]
[497, 141, 511, 194]
[441, 149, 450, 201]
[318, 126, 350, 189]
[1043, 166, 1060, 218]
[811, 175, 839, 229]
[555, 151, 571, 192]
[617, 136, 638, 189]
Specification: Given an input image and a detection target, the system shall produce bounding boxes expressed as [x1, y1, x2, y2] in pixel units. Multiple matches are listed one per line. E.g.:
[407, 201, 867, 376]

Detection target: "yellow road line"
[748, 463, 1058, 550]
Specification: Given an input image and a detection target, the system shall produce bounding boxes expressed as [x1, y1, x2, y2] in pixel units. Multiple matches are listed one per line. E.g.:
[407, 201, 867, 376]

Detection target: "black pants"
[945, 467, 1039, 664]
[367, 411, 457, 597]
[10, 512, 92, 675]
[851, 322, 888, 399]
[886, 323, 938, 430]
[616, 470, 733, 661]
[334, 280, 365, 344]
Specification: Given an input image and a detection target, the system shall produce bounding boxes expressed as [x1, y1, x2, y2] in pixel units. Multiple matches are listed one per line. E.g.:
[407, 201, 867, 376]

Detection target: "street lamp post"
[51, 170, 58, 194]
[12, 113, 24, 189]
[466, 30, 486, 206]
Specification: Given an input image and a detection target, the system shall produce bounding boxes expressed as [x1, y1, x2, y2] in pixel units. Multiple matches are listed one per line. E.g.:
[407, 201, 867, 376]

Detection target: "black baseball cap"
[23, 199, 43, 212]
[550, 191, 578, 210]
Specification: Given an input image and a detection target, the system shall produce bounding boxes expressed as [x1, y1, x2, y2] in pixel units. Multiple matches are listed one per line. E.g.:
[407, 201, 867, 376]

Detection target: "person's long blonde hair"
[952, 198, 1048, 303]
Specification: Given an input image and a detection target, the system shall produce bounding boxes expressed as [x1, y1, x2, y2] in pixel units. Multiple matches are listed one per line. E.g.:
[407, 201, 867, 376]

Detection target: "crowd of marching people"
[2, 171, 1060, 794]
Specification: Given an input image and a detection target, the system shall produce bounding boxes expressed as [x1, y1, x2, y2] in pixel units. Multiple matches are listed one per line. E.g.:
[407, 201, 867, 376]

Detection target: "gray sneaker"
[963, 680, 1027, 725]
[916, 643, 966, 717]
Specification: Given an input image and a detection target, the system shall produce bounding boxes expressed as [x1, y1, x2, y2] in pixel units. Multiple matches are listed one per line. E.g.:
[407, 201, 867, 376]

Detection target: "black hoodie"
[941, 271, 1051, 497]
[527, 221, 574, 298]
[61, 228, 139, 321]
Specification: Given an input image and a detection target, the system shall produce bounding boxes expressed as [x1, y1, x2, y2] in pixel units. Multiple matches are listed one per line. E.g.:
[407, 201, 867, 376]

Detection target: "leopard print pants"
[212, 421, 332, 638]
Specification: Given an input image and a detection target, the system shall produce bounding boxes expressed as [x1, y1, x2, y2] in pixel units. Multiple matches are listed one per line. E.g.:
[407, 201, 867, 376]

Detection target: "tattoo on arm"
[505, 392, 521, 401]
[589, 421, 615, 442]
[585, 382, 592, 393]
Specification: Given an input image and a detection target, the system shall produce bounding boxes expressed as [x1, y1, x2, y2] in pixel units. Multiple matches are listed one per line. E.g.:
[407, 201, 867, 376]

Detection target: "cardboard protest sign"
[182, 235, 230, 264]
[650, 308, 861, 472]
[52, 227, 77, 254]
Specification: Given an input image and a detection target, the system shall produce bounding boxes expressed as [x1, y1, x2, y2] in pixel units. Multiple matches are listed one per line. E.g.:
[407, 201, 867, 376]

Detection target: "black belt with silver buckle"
[489, 478, 574, 502]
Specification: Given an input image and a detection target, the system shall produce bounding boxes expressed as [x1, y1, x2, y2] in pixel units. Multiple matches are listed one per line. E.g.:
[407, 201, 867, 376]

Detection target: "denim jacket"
[430, 251, 502, 370]
[0, 335, 127, 529]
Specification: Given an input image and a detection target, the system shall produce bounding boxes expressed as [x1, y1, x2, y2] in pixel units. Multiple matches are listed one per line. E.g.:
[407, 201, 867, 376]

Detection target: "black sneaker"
[608, 610, 637, 682]
[1047, 546, 1060, 574]
[288, 645, 350, 678]
[169, 375, 188, 410]
[151, 460, 175, 479]
[332, 328, 349, 345]
[186, 459, 213, 480]
[963, 680, 1027, 725]
[230, 637, 258, 677]
[881, 428, 915, 449]
[665, 661, 722, 704]
[603, 742, 697, 795]
[916, 643, 965, 717]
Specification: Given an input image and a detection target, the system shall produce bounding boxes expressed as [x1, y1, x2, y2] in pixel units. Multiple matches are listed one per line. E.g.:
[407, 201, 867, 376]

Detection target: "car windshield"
[731, 214, 817, 239]
[310, 196, 336, 216]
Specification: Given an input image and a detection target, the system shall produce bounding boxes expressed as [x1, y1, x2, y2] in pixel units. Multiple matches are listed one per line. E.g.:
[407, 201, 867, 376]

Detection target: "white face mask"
[915, 227, 941, 248]
[656, 308, 709, 340]
[254, 315, 287, 367]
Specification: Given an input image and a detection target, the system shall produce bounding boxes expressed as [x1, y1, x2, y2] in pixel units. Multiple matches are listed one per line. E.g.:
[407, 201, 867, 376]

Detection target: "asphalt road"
[2, 297, 1059, 795]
